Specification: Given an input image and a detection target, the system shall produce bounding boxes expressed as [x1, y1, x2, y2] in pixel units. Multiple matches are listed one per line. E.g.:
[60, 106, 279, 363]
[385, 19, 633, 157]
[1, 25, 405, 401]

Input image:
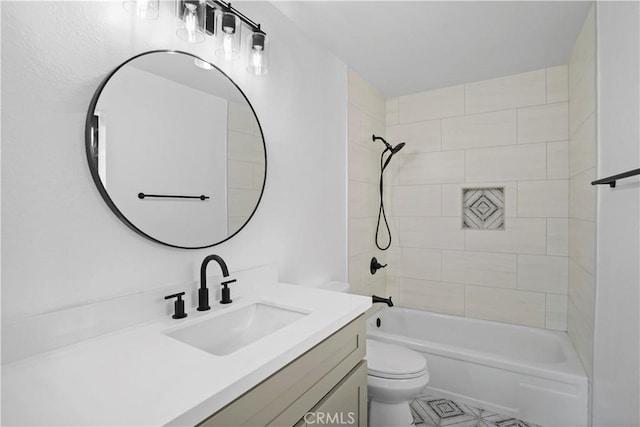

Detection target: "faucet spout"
[372, 295, 394, 307]
[198, 254, 232, 311]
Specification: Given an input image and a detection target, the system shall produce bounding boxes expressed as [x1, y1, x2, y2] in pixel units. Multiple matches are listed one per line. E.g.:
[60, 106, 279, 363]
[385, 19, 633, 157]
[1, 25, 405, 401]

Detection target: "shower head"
[391, 142, 406, 155]
[373, 135, 405, 155]
[381, 142, 405, 171]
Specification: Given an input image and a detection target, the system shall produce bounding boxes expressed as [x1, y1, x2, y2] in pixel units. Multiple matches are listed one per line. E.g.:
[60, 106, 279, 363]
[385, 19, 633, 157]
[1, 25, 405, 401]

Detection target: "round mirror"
[85, 50, 266, 249]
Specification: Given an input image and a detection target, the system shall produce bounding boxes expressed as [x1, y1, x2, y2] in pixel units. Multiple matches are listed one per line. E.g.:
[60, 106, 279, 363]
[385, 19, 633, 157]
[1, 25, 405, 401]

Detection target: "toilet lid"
[366, 339, 427, 379]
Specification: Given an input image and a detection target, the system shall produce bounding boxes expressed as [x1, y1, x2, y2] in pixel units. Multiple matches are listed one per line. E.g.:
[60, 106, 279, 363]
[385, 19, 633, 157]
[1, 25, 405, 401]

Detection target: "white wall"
[592, 2, 640, 425]
[1, 1, 347, 357]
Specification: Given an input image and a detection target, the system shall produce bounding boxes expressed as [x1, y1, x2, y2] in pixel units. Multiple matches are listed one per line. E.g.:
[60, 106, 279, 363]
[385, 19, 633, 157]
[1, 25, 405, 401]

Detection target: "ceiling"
[273, 1, 592, 97]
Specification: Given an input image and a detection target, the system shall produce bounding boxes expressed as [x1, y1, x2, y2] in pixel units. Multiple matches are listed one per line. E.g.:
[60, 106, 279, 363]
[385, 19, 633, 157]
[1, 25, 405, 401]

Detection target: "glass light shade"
[246, 32, 269, 75]
[215, 12, 241, 61]
[123, 0, 159, 20]
[193, 58, 214, 70]
[176, 1, 206, 44]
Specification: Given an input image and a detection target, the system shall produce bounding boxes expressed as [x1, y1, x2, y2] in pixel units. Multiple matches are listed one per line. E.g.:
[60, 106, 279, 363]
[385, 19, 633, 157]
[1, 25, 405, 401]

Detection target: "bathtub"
[367, 307, 588, 426]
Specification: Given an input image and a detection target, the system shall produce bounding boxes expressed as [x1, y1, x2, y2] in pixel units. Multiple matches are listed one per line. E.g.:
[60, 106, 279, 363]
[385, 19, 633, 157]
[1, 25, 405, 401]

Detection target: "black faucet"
[198, 254, 237, 311]
[372, 295, 394, 307]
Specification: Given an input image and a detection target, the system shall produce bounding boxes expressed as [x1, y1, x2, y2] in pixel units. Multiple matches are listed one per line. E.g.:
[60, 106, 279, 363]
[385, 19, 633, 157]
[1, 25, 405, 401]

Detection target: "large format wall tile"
[465, 286, 546, 328]
[397, 278, 465, 316]
[517, 255, 569, 294]
[569, 113, 596, 178]
[546, 65, 569, 103]
[517, 180, 569, 218]
[517, 102, 568, 144]
[547, 218, 569, 256]
[395, 151, 465, 185]
[348, 69, 386, 123]
[398, 217, 466, 250]
[382, 65, 571, 332]
[442, 109, 516, 150]
[546, 294, 568, 331]
[387, 119, 441, 153]
[442, 250, 517, 288]
[569, 62, 596, 136]
[567, 300, 594, 375]
[386, 98, 399, 126]
[465, 218, 547, 254]
[348, 70, 387, 298]
[391, 185, 442, 217]
[569, 168, 597, 222]
[398, 85, 465, 123]
[567, 5, 596, 377]
[465, 143, 547, 182]
[547, 140, 570, 180]
[390, 247, 442, 281]
[465, 70, 546, 114]
[569, 219, 596, 275]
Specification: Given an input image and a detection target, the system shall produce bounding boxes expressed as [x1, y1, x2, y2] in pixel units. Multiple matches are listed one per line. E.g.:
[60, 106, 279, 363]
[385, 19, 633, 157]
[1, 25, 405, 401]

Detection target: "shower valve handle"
[370, 257, 387, 275]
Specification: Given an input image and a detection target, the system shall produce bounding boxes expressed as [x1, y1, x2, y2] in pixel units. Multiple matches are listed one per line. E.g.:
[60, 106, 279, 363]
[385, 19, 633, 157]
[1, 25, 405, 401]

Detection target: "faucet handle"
[164, 292, 188, 319]
[220, 279, 236, 304]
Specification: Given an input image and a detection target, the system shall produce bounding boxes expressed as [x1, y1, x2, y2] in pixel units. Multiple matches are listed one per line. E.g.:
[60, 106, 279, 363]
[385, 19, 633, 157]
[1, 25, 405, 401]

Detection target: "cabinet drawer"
[199, 315, 365, 426]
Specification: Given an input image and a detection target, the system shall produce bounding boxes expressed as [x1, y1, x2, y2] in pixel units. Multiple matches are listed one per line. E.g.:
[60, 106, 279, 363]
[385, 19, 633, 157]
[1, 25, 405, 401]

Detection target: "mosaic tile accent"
[410, 394, 542, 427]
[462, 187, 505, 230]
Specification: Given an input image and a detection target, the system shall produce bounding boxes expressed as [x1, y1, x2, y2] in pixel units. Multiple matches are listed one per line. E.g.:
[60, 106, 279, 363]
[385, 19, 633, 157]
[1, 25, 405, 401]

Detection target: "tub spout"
[372, 295, 393, 307]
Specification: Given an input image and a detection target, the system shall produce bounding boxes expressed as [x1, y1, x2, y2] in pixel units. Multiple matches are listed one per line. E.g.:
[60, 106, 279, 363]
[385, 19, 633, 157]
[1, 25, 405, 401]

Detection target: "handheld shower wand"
[372, 135, 406, 250]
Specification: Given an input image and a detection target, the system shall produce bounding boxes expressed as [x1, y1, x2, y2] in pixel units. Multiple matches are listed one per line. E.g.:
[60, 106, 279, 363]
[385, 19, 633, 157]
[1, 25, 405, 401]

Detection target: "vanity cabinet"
[198, 315, 367, 427]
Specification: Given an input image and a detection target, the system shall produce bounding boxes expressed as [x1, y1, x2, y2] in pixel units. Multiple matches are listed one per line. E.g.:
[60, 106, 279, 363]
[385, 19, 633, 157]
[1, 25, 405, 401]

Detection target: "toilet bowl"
[316, 281, 429, 426]
[367, 339, 430, 427]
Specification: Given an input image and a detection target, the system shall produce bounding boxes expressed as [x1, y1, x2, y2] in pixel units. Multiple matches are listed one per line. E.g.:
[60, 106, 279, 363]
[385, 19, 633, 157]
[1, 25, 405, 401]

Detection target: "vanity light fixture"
[125, 0, 269, 74]
[176, 0, 207, 43]
[247, 27, 269, 75]
[123, 0, 159, 20]
[179, 0, 269, 74]
[215, 8, 242, 60]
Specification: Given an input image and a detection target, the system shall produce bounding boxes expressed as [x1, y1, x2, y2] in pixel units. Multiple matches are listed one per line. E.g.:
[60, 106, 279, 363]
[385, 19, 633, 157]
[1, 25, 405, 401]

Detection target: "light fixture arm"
[210, 0, 264, 34]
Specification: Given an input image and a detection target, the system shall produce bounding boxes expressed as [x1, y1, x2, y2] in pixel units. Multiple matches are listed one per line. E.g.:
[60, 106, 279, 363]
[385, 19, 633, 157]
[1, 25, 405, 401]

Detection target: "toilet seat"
[367, 339, 427, 380]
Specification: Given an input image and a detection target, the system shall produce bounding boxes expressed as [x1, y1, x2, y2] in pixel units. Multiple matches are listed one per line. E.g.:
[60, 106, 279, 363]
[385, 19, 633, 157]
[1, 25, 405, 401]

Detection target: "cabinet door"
[199, 316, 365, 427]
[299, 361, 368, 427]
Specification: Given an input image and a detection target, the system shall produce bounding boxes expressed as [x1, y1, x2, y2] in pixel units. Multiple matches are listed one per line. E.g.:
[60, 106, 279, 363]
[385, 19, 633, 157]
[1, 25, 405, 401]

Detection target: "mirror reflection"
[87, 51, 266, 248]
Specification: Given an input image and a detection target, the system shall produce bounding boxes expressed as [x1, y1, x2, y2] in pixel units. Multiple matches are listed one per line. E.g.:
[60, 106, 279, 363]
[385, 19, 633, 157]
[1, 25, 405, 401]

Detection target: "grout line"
[545, 67, 548, 105]
[515, 253, 520, 290]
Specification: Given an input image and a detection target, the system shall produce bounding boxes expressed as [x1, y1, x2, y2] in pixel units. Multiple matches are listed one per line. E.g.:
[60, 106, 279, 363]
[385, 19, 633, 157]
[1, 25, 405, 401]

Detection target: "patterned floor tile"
[410, 395, 543, 427]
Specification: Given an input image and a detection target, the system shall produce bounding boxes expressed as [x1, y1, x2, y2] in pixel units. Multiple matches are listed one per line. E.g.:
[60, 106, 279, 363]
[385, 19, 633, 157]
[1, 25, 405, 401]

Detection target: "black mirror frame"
[84, 50, 267, 249]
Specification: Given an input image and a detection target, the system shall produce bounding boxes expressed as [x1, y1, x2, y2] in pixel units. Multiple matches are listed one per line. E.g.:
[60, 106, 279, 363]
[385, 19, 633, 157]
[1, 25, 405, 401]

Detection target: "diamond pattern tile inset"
[462, 187, 505, 230]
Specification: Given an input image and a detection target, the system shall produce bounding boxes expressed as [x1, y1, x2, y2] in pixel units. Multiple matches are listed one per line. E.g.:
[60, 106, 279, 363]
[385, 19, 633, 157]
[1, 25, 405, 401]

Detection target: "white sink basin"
[165, 303, 309, 356]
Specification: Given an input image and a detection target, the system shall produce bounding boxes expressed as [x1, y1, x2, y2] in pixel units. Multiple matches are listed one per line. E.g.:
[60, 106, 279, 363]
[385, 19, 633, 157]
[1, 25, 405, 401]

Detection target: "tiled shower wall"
[348, 70, 387, 296]
[385, 67, 570, 330]
[567, 5, 597, 378]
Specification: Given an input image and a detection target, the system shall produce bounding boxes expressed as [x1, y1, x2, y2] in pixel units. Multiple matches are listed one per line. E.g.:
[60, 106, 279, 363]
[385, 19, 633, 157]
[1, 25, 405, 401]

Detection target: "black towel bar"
[138, 193, 209, 200]
[591, 168, 640, 188]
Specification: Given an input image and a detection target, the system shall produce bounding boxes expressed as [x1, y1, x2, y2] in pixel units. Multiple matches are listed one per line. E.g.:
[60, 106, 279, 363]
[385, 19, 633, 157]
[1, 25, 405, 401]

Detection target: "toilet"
[318, 282, 430, 426]
[366, 339, 430, 426]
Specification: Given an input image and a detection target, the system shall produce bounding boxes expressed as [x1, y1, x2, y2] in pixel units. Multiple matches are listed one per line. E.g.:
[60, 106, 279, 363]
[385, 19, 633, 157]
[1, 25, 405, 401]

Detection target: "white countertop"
[2, 283, 371, 426]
